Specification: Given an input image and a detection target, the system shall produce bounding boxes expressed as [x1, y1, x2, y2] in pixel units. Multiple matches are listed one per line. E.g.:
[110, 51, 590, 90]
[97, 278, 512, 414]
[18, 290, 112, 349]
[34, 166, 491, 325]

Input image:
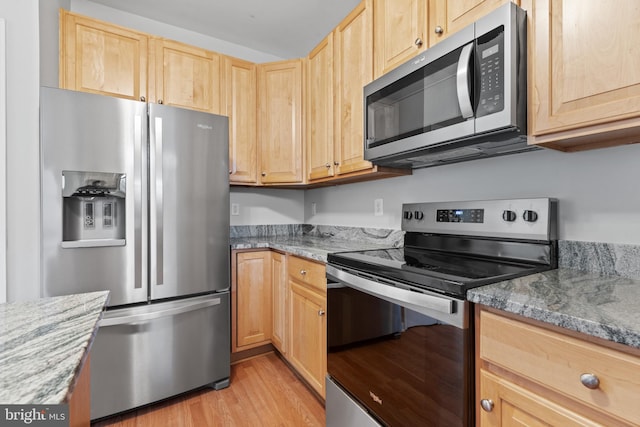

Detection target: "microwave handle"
[456, 42, 474, 119]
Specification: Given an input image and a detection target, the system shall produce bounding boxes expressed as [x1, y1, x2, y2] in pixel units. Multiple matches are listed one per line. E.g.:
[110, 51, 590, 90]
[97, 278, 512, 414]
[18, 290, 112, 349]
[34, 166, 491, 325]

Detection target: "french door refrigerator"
[40, 87, 230, 420]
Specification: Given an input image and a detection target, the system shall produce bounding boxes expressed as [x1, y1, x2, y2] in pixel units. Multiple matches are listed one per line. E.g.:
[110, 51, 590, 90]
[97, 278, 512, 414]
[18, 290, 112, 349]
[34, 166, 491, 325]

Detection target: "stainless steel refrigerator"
[40, 87, 230, 420]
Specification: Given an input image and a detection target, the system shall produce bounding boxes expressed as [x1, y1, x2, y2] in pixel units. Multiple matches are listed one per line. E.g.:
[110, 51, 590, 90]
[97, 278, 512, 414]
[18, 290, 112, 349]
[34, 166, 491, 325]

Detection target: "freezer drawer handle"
[99, 298, 221, 327]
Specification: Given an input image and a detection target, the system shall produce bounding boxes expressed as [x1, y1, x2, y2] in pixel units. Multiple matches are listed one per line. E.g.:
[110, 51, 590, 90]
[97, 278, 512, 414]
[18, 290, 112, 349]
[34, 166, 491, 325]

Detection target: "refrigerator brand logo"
[369, 391, 383, 405]
[197, 124, 213, 130]
[1, 405, 68, 425]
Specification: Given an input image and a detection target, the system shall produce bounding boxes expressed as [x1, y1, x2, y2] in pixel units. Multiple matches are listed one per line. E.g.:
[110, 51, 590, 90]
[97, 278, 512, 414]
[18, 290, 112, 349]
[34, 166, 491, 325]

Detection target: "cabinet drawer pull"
[580, 373, 600, 389]
[325, 163, 331, 168]
[480, 399, 494, 412]
[261, 172, 267, 177]
[434, 25, 444, 35]
[300, 269, 307, 275]
[318, 310, 325, 316]
[414, 37, 423, 47]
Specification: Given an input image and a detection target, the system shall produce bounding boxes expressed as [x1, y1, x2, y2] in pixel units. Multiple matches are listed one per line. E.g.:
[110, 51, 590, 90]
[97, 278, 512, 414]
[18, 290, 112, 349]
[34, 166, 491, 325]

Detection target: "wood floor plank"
[92, 353, 325, 427]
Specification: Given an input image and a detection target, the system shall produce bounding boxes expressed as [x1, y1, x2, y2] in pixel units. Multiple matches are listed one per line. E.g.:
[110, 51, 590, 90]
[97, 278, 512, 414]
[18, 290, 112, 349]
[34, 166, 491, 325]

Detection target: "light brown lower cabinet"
[270, 251, 288, 354]
[287, 256, 327, 398]
[68, 354, 91, 427]
[232, 250, 327, 399]
[477, 307, 640, 426]
[232, 250, 272, 351]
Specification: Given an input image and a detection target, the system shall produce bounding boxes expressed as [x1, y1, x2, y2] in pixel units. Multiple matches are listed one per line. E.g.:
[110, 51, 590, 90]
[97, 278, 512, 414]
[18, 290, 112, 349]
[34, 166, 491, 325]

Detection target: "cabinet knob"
[325, 163, 331, 168]
[158, 99, 164, 104]
[300, 269, 307, 276]
[334, 161, 340, 166]
[229, 170, 233, 174]
[480, 399, 494, 412]
[318, 310, 325, 316]
[434, 25, 444, 35]
[261, 172, 267, 177]
[140, 96, 146, 102]
[414, 37, 423, 47]
[580, 373, 600, 389]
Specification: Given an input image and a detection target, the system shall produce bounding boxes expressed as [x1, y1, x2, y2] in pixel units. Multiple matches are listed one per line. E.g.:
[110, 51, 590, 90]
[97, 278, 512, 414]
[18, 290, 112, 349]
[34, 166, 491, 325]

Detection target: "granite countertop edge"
[467, 269, 640, 350]
[230, 235, 395, 263]
[0, 291, 110, 404]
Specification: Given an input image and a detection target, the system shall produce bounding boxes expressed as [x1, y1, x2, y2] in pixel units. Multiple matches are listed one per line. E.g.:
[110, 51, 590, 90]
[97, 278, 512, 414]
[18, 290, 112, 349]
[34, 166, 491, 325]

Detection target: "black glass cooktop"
[327, 247, 551, 297]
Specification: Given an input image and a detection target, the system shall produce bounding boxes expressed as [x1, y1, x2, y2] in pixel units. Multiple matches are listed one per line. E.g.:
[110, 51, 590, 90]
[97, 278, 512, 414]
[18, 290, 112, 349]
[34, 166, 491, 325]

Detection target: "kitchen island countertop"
[468, 269, 640, 350]
[0, 291, 109, 404]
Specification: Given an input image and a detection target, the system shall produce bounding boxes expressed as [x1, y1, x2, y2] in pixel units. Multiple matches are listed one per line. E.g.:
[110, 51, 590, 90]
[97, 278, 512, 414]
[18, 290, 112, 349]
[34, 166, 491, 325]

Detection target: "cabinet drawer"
[287, 256, 326, 292]
[480, 310, 640, 425]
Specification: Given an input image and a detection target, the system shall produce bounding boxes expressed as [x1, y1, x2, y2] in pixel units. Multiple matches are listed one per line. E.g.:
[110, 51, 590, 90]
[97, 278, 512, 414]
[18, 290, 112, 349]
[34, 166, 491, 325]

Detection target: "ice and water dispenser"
[62, 171, 126, 248]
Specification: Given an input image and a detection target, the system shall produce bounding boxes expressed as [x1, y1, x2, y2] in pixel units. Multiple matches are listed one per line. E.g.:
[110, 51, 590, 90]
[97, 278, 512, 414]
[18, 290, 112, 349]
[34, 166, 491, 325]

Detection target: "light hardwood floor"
[93, 352, 325, 426]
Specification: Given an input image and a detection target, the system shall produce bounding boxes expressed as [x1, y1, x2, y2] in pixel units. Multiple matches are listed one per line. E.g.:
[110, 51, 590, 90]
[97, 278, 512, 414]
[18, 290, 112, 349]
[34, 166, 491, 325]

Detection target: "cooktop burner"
[327, 247, 551, 297]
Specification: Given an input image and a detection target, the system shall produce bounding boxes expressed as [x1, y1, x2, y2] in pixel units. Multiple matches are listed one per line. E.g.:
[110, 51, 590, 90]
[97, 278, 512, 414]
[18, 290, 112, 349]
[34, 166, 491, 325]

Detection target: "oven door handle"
[326, 266, 455, 315]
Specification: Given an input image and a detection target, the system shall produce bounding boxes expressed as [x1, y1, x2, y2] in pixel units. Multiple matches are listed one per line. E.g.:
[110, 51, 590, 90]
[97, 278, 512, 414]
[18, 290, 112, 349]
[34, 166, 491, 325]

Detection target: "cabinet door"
[428, 0, 515, 46]
[334, 0, 375, 175]
[234, 251, 272, 350]
[60, 10, 148, 101]
[373, 0, 427, 77]
[306, 35, 335, 182]
[479, 370, 604, 427]
[257, 60, 304, 184]
[150, 38, 222, 114]
[225, 57, 258, 184]
[271, 252, 288, 354]
[531, 0, 640, 138]
[289, 280, 327, 398]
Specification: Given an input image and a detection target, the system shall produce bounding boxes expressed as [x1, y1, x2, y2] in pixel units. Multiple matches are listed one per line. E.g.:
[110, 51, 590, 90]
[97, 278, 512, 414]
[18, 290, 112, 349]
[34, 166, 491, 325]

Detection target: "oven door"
[326, 265, 473, 427]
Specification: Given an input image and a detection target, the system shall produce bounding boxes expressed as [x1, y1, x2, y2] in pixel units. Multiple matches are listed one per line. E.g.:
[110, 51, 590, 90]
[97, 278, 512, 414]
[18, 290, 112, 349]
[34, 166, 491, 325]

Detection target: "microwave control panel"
[477, 28, 505, 117]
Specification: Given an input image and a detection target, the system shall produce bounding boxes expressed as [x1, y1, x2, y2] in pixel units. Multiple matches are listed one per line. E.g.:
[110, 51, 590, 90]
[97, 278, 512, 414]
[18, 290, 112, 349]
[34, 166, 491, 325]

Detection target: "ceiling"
[86, 0, 362, 58]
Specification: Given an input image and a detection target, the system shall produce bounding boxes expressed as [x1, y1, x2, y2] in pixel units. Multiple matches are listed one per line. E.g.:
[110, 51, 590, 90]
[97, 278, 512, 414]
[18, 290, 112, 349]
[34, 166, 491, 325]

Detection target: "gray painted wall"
[304, 144, 640, 244]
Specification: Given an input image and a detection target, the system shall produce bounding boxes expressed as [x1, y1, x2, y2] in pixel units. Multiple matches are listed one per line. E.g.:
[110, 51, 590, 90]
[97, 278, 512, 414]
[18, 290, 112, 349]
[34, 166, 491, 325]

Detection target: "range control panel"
[402, 198, 557, 241]
[436, 209, 484, 223]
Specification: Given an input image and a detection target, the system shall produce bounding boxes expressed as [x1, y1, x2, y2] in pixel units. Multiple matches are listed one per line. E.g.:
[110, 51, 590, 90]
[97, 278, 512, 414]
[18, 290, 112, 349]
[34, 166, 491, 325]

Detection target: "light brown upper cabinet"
[149, 38, 222, 114]
[428, 0, 517, 46]
[334, 0, 376, 176]
[306, 34, 335, 182]
[257, 59, 304, 185]
[373, 0, 427, 78]
[528, 0, 640, 151]
[224, 56, 258, 184]
[59, 10, 148, 101]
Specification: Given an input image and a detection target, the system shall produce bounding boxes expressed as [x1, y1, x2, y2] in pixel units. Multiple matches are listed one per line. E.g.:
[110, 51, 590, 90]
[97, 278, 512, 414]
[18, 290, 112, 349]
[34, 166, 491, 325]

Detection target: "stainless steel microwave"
[364, 3, 534, 169]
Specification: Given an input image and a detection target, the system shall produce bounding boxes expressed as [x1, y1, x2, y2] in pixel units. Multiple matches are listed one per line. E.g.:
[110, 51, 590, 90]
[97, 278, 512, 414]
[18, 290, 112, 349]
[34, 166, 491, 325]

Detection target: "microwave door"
[364, 43, 476, 161]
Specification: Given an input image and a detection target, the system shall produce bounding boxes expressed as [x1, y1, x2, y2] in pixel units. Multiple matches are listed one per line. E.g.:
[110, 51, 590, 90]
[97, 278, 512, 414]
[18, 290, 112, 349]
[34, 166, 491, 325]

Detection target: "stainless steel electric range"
[326, 198, 558, 427]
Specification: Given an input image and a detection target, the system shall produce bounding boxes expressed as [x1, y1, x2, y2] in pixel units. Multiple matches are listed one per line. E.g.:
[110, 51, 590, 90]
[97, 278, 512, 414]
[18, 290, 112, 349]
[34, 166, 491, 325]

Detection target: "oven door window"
[328, 285, 472, 426]
[365, 45, 472, 149]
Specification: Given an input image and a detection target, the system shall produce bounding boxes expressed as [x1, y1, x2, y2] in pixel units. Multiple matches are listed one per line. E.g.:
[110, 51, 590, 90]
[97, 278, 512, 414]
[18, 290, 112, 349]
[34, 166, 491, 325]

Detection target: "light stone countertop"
[0, 291, 109, 404]
[467, 269, 640, 349]
[230, 235, 399, 263]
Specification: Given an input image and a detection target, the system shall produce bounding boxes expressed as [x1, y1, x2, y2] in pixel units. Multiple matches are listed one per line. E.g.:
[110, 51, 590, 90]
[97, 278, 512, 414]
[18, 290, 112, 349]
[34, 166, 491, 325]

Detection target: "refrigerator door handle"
[150, 116, 164, 287]
[99, 298, 221, 327]
[134, 114, 146, 290]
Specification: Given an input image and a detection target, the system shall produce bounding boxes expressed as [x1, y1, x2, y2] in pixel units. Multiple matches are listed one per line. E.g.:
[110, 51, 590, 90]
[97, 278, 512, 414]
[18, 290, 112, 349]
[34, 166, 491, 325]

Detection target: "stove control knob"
[403, 211, 413, 220]
[523, 210, 539, 222]
[502, 210, 517, 222]
[414, 211, 424, 220]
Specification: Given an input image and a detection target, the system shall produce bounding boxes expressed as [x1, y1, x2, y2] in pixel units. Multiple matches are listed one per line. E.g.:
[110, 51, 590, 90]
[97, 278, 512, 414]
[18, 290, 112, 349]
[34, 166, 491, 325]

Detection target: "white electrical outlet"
[311, 202, 317, 216]
[374, 199, 383, 216]
[231, 203, 240, 216]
